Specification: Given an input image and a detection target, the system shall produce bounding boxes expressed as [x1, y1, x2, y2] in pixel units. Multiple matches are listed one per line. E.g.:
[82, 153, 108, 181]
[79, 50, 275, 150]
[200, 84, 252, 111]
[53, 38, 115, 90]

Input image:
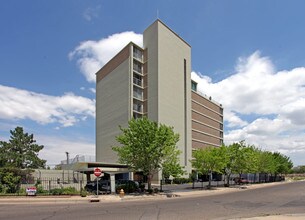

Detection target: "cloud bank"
[69, 32, 143, 82]
[37, 135, 95, 166]
[0, 85, 95, 127]
[192, 51, 305, 164]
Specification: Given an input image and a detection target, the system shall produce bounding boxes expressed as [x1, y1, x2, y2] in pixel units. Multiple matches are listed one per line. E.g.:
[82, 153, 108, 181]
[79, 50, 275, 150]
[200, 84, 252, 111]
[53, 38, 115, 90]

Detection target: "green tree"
[273, 152, 293, 177]
[192, 146, 227, 188]
[0, 126, 46, 169]
[257, 150, 276, 178]
[161, 146, 185, 180]
[112, 118, 183, 190]
[228, 141, 255, 179]
[0, 168, 21, 193]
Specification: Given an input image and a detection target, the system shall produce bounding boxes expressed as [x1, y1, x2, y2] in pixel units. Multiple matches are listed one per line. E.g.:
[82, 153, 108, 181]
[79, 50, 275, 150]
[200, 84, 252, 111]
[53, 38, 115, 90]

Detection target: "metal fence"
[18, 170, 87, 193]
[20, 177, 85, 192]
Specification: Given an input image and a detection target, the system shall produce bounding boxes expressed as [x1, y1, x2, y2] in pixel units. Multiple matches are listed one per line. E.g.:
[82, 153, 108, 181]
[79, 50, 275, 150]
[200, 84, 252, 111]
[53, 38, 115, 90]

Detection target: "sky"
[1, 0, 305, 167]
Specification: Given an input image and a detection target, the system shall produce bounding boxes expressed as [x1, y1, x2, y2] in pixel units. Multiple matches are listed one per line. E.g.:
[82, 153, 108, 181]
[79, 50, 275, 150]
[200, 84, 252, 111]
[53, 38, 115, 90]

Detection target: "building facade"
[96, 20, 223, 177]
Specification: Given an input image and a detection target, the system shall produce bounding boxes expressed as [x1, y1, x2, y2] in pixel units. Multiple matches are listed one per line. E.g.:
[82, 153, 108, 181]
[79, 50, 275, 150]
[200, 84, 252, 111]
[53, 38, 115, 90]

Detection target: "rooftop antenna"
[65, 151, 69, 165]
[157, 9, 159, 19]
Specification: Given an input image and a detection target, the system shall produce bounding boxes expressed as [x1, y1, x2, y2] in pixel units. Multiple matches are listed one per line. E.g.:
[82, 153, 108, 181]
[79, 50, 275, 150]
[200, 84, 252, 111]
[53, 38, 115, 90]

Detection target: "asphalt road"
[1, 181, 305, 220]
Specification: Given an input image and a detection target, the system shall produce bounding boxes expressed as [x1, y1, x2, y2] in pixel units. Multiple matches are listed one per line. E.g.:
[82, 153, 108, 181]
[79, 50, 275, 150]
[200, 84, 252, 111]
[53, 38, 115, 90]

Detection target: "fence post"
[49, 180, 51, 195]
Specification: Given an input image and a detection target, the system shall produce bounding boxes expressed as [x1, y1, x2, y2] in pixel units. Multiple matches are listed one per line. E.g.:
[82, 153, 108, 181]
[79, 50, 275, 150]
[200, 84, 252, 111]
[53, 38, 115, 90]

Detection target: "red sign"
[26, 187, 37, 196]
[94, 168, 102, 177]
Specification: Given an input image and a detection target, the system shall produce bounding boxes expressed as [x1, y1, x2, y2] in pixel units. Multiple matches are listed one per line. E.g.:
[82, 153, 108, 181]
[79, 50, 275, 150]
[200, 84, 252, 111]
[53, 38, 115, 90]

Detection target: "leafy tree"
[0, 126, 46, 169]
[220, 144, 233, 186]
[161, 146, 185, 180]
[257, 150, 276, 175]
[0, 168, 21, 193]
[192, 146, 227, 188]
[112, 117, 183, 190]
[272, 152, 293, 176]
[229, 141, 255, 178]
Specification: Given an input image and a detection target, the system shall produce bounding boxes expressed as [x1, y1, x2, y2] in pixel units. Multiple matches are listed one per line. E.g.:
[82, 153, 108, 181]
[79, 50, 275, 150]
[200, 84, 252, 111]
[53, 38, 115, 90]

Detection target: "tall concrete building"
[96, 20, 223, 176]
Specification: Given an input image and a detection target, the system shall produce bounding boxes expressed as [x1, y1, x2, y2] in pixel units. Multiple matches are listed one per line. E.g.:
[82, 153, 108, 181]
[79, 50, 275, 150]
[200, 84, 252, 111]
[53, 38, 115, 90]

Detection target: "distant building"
[95, 20, 223, 178]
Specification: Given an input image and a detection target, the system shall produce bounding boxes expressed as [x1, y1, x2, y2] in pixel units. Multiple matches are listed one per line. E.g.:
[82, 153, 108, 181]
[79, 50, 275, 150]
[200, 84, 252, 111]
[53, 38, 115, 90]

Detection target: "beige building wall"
[144, 20, 192, 174]
[96, 46, 132, 163]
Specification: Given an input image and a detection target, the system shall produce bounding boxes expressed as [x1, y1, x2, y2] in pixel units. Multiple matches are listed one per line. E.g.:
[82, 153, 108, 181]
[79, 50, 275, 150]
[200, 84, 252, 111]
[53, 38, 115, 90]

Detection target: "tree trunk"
[147, 174, 152, 190]
[226, 174, 231, 187]
[208, 171, 212, 189]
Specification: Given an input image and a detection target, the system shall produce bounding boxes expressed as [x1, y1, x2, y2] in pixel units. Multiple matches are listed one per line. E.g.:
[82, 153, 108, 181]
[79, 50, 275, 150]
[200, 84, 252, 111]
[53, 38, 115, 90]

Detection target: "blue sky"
[1, 1, 305, 166]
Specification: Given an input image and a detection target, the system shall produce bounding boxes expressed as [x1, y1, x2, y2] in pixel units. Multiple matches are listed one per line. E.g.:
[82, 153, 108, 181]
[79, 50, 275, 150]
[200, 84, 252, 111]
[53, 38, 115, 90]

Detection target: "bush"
[36, 185, 47, 194]
[50, 188, 64, 195]
[49, 187, 79, 195]
[62, 187, 78, 195]
[172, 177, 191, 184]
[80, 190, 87, 197]
[0, 184, 7, 193]
[147, 188, 153, 194]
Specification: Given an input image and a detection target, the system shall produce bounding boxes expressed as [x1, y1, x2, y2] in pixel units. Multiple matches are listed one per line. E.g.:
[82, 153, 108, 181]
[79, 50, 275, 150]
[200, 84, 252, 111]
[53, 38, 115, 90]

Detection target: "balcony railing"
[133, 77, 142, 87]
[133, 104, 143, 113]
[133, 92, 143, 100]
[133, 53, 142, 61]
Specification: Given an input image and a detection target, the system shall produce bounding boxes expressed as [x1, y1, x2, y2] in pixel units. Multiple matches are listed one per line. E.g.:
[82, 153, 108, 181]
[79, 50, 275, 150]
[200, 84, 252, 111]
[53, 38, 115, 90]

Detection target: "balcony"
[133, 77, 142, 87]
[133, 60, 142, 74]
[133, 103, 143, 113]
[133, 87, 143, 100]
[133, 47, 143, 61]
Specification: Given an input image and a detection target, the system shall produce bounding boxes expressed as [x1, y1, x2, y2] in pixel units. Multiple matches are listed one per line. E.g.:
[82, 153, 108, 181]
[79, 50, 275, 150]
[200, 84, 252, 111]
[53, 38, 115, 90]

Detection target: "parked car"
[85, 179, 139, 194]
[115, 179, 139, 193]
[233, 177, 249, 184]
[85, 179, 111, 194]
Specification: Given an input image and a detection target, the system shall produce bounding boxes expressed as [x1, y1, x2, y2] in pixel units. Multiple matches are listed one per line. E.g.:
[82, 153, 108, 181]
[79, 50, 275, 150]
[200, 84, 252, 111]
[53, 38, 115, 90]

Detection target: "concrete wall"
[96, 55, 131, 163]
[144, 20, 192, 175]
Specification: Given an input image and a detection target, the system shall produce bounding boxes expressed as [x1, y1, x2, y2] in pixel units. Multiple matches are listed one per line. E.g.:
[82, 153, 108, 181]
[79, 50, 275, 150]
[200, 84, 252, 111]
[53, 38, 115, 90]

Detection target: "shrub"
[62, 187, 78, 195]
[80, 190, 87, 197]
[172, 177, 191, 184]
[36, 185, 47, 194]
[49, 187, 78, 195]
[50, 188, 64, 195]
[0, 184, 7, 193]
[147, 188, 153, 194]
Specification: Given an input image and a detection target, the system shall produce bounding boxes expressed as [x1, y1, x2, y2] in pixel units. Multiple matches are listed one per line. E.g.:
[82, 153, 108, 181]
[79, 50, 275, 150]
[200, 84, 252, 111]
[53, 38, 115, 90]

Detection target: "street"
[0, 181, 304, 220]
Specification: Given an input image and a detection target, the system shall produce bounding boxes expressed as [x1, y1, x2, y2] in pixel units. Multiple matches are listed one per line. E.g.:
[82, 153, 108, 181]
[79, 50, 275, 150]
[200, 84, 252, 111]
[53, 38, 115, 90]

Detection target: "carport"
[69, 162, 132, 194]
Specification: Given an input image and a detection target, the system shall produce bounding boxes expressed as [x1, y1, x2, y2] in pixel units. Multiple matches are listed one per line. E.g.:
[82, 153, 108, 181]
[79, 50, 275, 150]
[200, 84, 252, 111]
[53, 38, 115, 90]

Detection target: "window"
[220, 123, 223, 130]
[133, 47, 143, 61]
[133, 73, 142, 87]
[220, 131, 223, 138]
[133, 87, 143, 100]
[133, 112, 142, 119]
[191, 80, 197, 92]
[133, 100, 143, 113]
[133, 60, 142, 73]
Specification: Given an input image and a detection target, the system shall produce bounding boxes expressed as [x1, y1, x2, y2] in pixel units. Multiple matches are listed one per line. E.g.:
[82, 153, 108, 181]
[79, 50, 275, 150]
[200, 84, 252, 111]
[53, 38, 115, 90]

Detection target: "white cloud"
[192, 51, 305, 165]
[83, 6, 101, 21]
[69, 32, 143, 82]
[0, 85, 95, 127]
[89, 88, 96, 94]
[37, 135, 95, 166]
